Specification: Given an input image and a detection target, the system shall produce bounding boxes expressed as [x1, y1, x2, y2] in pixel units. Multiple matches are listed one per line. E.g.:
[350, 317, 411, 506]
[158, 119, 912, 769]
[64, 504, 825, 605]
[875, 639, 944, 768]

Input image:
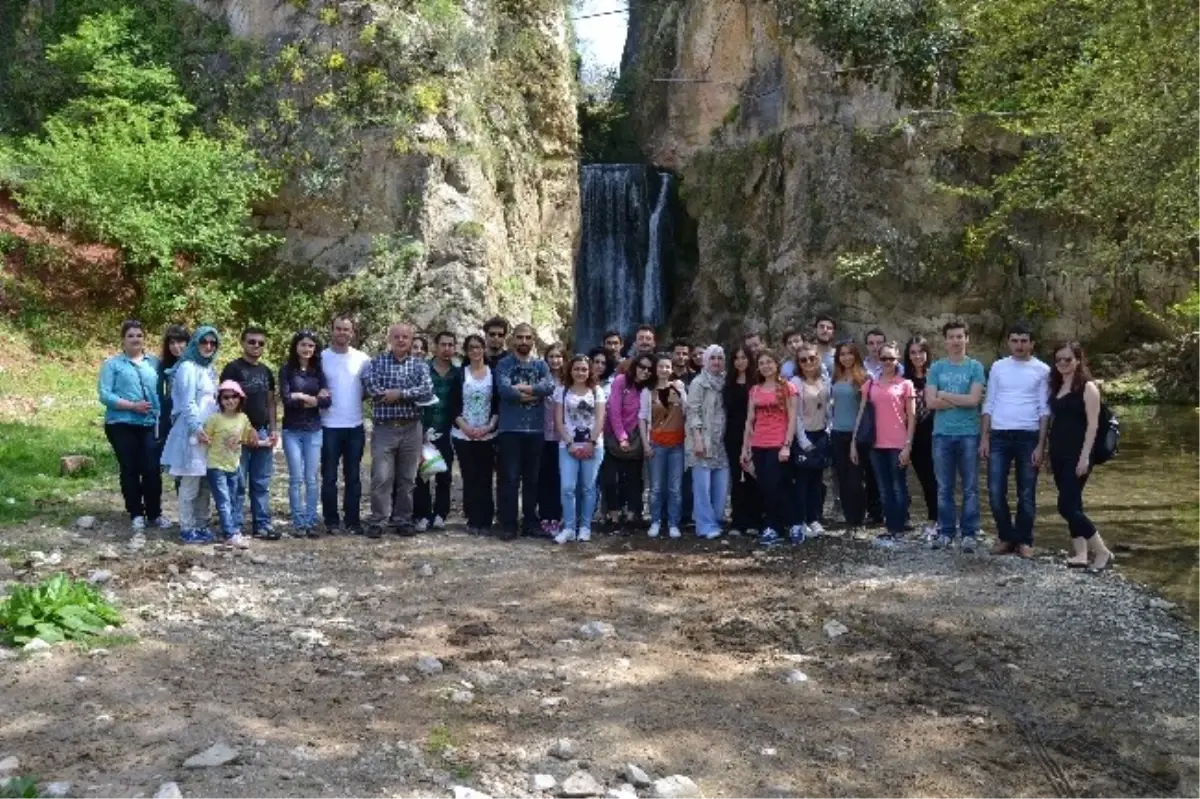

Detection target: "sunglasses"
[879, 356, 897, 362]
[798, 356, 818, 364]
[245, 339, 266, 347]
[199, 339, 218, 347]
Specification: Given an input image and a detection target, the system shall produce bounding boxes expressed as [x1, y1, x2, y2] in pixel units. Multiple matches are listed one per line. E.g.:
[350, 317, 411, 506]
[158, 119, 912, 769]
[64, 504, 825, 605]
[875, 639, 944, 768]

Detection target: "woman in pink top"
[601, 355, 652, 529]
[851, 342, 916, 539]
[739, 351, 798, 547]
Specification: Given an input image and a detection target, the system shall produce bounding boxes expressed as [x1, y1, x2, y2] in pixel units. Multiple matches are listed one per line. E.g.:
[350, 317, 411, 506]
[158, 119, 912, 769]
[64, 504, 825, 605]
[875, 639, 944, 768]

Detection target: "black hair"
[942, 319, 969, 337]
[631, 353, 657, 390]
[903, 335, 932, 378]
[120, 319, 143, 338]
[412, 335, 430, 356]
[483, 316, 510, 335]
[241, 325, 267, 342]
[670, 338, 691, 352]
[783, 328, 805, 343]
[588, 346, 616, 381]
[635, 324, 656, 337]
[286, 329, 323, 372]
[433, 330, 456, 346]
[815, 314, 836, 328]
[602, 329, 623, 342]
[1007, 320, 1034, 338]
[462, 333, 486, 360]
[159, 324, 190, 369]
[865, 327, 887, 342]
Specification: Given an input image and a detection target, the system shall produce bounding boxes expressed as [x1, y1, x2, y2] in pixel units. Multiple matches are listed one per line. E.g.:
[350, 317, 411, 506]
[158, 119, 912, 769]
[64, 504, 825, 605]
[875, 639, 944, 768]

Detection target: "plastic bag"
[419, 442, 448, 478]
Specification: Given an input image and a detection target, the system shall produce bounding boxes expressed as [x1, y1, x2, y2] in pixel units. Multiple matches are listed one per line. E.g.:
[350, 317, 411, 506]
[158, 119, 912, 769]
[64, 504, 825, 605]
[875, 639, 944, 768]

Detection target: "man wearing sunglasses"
[221, 326, 279, 539]
[483, 316, 510, 370]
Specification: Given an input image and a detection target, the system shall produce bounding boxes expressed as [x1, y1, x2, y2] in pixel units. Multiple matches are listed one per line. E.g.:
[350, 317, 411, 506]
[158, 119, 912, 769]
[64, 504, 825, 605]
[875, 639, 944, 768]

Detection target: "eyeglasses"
[245, 339, 266, 347]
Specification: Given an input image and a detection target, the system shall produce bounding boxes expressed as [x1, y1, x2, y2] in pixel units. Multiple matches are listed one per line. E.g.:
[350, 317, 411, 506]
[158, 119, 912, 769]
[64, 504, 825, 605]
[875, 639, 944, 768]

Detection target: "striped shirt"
[363, 351, 434, 422]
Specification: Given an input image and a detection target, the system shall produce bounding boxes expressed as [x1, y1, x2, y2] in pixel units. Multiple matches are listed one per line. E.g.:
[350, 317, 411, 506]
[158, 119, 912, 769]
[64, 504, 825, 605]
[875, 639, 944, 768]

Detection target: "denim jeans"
[988, 430, 1040, 546]
[559, 445, 604, 531]
[933, 434, 980, 538]
[283, 428, 322, 528]
[321, 425, 365, 527]
[648, 443, 685, 527]
[869, 448, 910, 534]
[691, 465, 729, 535]
[207, 468, 242, 536]
[237, 427, 274, 532]
[497, 431, 543, 534]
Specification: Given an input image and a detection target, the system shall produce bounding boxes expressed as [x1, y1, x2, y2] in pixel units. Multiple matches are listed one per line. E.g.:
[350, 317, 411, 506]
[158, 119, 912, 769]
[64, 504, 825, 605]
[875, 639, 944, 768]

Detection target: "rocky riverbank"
[1, 503, 1196, 798]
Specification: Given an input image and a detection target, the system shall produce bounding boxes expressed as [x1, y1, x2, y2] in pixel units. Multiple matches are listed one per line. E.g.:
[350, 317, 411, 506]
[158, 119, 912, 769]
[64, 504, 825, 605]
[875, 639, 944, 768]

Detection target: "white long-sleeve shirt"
[982, 357, 1050, 431]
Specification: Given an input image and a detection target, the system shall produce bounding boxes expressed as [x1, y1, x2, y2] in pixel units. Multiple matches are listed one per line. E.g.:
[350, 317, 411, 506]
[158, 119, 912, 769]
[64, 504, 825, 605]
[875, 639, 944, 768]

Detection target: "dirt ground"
[1, 474, 1197, 799]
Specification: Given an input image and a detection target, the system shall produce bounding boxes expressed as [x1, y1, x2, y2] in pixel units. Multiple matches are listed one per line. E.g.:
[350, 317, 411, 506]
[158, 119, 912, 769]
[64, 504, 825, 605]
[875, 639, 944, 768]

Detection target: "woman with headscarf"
[686, 345, 729, 540]
[160, 326, 221, 544]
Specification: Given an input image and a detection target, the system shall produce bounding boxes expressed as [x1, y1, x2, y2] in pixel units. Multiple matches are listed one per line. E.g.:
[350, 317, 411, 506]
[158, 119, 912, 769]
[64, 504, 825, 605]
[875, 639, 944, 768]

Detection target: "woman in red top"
[851, 342, 916, 540]
[739, 351, 799, 546]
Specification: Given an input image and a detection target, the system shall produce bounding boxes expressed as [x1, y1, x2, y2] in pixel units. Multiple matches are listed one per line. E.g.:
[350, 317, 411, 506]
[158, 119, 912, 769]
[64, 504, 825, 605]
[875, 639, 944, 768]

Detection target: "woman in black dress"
[723, 345, 761, 535]
[903, 335, 937, 539]
[1047, 341, 1113, 571]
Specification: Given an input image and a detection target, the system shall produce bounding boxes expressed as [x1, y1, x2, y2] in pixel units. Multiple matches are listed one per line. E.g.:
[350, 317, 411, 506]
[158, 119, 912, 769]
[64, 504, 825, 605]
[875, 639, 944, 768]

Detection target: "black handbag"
[854, 379, 876, 447]
[604, 427, 642, 460]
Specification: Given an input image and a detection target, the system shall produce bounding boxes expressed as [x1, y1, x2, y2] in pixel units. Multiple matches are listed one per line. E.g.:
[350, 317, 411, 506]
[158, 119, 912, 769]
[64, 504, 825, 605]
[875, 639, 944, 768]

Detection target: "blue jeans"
[237, 427, 274, 532]
[559, 445, 604, 531]
[933, 434, 980, 538]
[283, 429, 322, 527]
[207, 468, 242, 536]
[648, 443, 685, 527]
[869, 448, 910, 534]
[321, 425, 365, 527]
[691, 465, 729, 535]
[988, 430, 1040, 546]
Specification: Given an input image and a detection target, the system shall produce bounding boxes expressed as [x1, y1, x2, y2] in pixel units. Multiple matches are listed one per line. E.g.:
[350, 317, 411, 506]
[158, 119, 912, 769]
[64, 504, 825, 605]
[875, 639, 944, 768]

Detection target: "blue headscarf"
[173, 325, 220, 372]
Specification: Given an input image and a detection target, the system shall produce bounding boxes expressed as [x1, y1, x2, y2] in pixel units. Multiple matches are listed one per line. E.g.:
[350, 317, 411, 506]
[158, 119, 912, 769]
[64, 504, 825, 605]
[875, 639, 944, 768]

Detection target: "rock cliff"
[622, 0, 1190, 353]
[187, 0, 580, 342]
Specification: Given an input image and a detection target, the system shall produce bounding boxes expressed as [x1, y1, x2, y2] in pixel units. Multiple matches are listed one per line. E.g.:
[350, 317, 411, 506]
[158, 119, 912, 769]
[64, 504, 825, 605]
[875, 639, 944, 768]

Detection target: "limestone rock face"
[186, 0, 580, 343]
[623, 0, 1189, 354]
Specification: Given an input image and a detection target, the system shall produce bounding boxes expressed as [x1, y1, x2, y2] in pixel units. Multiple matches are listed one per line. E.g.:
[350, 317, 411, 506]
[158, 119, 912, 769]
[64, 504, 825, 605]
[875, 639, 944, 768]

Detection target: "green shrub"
[0, 776, 40, 799]
[0, 573, 123, 646]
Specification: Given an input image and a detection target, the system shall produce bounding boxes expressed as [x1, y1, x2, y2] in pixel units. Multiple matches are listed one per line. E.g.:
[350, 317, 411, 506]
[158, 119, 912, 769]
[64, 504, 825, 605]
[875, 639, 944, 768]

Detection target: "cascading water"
[574, 165, 671, 349]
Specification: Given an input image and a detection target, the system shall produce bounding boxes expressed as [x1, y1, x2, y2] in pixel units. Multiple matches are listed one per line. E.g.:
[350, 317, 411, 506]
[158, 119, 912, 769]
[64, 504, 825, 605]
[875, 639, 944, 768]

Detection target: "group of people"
[95, 312, 1115, 569]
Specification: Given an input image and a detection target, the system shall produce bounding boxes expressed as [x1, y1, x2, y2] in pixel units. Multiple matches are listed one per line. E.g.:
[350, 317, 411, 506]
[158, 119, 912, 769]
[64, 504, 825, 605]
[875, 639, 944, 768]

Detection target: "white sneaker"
[414, 518, 429, 533]
[808, 521, 825, 536]
[648, 523, 661, 538]
[922, 522, 938, 540]
[154, 516, 172, 530]
[668, 526, 682, 539]
[577, 528, 592, 542]
[228, 533, 250, 550]
[703, 529, 723, 540]
[432, 515, 446, 530]
[728, 529, 742, 537]
[554, 528, 577, 544]
[131, 516, 146, 531]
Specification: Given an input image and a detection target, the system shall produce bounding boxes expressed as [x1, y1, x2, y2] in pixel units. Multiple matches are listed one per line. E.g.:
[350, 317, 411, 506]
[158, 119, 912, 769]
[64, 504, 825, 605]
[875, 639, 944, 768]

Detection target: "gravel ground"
[0, 482, 1197, 799]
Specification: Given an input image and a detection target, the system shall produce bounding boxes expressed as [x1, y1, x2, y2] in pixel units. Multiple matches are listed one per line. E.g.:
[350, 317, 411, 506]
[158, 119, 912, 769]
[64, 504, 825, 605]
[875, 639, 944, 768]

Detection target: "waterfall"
[574, 165, 670, 350]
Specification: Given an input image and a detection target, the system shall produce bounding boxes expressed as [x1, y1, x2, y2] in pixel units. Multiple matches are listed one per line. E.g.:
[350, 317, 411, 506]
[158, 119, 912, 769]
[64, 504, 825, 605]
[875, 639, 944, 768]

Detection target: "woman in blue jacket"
[98, 320, 165, 532]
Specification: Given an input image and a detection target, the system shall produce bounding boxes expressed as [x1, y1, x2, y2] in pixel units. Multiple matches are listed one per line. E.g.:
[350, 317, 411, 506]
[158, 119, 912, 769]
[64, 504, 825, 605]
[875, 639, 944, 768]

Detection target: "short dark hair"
[670, 338, 691, 351]
[434, 330, 456, 345]
[332, 315, 355, 329]
[815, 314, 836, 328]
[120, 319, 143, 337]
[603, 330, 622, 342]
[483, 316, 510, 335]
[865, 327, 886, 342]
[742, 330, 762, 342]
[241, 325, 267, 341]
[783, 328, 804, 343]
[635, 324, 656, 337]
[942, 319, 969, 337]
[1007, 320, 1034, 338]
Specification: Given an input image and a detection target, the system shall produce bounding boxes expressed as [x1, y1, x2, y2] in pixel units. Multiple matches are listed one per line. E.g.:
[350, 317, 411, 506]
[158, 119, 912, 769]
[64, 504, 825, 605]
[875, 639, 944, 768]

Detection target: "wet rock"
[531, 774, 557, 792]
[183, 742, 240, 768]
[652, 775, 700, 798]
[549, 738, 577, 760]
[559, 771, 603, 797]
[315, 586, 340, 600]
[153, 782, 183, 798]
[416, 655, 444, 676]
[579, 621, 615, 640]
[823, 620, 849, 639]
[87, 569, 113, 585]
[75, 516, 97, 529]
[623, 763, 652, 787]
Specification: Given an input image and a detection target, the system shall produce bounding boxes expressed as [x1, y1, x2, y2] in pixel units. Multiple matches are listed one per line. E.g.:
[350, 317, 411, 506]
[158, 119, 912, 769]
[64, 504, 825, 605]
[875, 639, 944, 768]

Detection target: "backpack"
[1091, 402, 1120, 465]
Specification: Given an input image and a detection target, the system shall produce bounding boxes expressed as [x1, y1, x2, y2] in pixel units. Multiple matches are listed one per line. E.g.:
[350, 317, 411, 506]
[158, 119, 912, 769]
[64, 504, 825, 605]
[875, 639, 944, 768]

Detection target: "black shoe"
[365, 524, 383, 539]
[324, 522, 341, 536]
[392, 525, 416, 537]
[306, 527, 321, 539]
[346, 523, 364, 537]
[263, 526, 281, 541]
[497, 526, 518, 541]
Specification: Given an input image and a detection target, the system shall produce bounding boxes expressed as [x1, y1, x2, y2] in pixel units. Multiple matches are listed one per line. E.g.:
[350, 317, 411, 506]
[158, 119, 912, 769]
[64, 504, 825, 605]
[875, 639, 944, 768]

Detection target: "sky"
[573, 0, 628, 72]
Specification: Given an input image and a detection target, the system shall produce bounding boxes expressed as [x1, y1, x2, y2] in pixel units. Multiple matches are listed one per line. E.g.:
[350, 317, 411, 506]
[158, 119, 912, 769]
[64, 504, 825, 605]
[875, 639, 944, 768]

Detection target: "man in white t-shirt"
[320, 316, 371, 534]
[980, 321, 1051, 558]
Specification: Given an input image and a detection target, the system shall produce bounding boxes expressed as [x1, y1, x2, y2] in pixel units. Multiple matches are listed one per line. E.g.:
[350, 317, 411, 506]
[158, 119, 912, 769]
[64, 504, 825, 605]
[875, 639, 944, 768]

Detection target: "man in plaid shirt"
[363, 323, 434, 537]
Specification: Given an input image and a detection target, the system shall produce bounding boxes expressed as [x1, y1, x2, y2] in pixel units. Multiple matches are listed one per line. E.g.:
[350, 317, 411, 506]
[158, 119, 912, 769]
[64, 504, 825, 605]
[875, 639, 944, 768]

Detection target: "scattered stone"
[609, 785, 638, 799]
[416, 655, 444, 676]
[760, 747, 778, 757]
[1149, 598, 1178, 610]
[207, 586, 231, 602]
[784, 669, 809, 685]
[579, 621, 615, 640]
[190, 568, 216, 584]
[531, 774, 557, 792]
[651, 775, 700, 798]
[0, 756, 19, 774]
[60, 455, 94, 476]
[153, 781, 183, 799]
[452, 787, 492, 799]
[553, 639, 582, 652]
[183, 742, 240, 768]
[97, 546, 120, 562]
[549, 738, 577, 760]
[289, 629, 328, 647]
[315, 586, 340, 600]
[75, 515, 97, 529]
[126, 534, 146, 553]
[87, 569, 113, 585]
[42, 781, 72, 798]
[996, 575, 1025, 587]
[623, 763, 652, 787]
[23, 638, 51, 653]
[249, 554, 268, 565]
[540, 696, 567, 709]
[418, 563, 435, 577]
[559, 770, 603, 797]
[823, 620, 849, 639]
[449, 689, 475, 704]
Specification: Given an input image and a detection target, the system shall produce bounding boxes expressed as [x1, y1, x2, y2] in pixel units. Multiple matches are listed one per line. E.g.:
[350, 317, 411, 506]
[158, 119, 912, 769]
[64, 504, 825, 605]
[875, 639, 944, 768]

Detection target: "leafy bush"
[0, 776, 40, 799]
[0, 573, 123, 646]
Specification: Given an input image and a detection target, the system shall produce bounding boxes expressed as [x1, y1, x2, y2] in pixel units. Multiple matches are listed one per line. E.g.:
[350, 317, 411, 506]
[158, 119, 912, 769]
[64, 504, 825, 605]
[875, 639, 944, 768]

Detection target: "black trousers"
[752, 447, 792, 533]
[1050, 453, 1096, 539]
[105, 423, 162, 521]
[497, 431, 543, 533]
[414, 430, 454, 522]
[537, 439, 563, 522]
[910, 422, 937, 521]
[726, 439, 762, 530]
[858, 442, 884, 522]
[603, 453, 644, 517]
[830, 431, 865, 526]
[454, 437, 495, 529]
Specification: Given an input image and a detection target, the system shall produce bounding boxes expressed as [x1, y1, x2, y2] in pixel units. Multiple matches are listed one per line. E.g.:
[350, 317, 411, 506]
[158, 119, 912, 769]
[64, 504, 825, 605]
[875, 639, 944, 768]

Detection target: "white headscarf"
[696, 344, 726, 391]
